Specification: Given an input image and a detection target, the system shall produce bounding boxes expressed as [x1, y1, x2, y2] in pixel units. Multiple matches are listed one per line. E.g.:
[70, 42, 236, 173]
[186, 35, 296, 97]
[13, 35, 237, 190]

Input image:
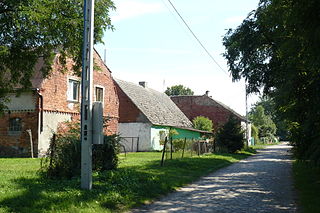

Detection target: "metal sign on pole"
[81, 0, 95, 190]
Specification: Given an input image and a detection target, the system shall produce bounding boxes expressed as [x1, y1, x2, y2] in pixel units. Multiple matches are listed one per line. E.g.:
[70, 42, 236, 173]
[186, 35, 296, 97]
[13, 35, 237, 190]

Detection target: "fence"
[161, 137, 214, 166]
[119, 137, 140, 153]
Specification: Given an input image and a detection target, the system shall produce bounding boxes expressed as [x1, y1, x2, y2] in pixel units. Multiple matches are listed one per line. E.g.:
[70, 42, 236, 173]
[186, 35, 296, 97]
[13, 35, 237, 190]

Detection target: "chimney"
[205, 90, 209, 96]
[139, 81, 147, 88]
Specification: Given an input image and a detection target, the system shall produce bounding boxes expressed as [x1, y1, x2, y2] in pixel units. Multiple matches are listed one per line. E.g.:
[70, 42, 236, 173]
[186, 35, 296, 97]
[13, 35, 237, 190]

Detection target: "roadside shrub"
[93, 134, 120, 171]
[216, 115, 244, 153]
[40, 121, 120, 179]
[172, 139, 185, 151]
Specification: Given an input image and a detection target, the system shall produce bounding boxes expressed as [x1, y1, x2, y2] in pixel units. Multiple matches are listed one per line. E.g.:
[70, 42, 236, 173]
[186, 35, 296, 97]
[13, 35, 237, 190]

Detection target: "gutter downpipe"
[36, 88, 43, 133]
[36, 88, 43, 156]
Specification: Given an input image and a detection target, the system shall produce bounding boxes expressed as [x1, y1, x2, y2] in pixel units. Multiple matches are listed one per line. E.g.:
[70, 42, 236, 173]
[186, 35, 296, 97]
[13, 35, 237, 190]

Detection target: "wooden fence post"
[170, 137, 173, 160]
[26, 129, 34, 158]
[160, 137, 168, 166]
[49, 133, 56, 169]
[181, 137, 187, 158]
[191, 138, 194, 157]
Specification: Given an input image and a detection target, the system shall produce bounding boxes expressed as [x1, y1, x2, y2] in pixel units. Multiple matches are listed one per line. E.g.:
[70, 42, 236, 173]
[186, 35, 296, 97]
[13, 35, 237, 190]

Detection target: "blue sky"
[95, 0, 260, 115]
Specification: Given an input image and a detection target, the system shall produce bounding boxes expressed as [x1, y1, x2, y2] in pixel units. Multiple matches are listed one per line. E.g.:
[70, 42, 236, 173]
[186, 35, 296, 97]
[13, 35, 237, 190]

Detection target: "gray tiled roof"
[115, 79, 193, 128]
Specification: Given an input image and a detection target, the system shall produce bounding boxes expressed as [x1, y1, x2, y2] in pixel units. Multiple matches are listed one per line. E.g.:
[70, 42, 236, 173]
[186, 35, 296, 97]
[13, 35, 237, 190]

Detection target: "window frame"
[67, 79, 80, 102]
[95, 86, 104, 103]
[8, 117, 22, 135]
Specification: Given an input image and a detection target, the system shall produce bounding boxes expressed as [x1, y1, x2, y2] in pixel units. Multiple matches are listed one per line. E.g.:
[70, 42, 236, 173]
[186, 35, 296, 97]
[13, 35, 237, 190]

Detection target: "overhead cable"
[166, 0, 229, 76]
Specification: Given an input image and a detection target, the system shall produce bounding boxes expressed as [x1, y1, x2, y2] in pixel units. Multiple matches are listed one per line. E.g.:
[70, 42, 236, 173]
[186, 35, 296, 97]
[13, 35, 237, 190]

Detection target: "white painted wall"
[241, 121, 252, 145]
[150, 127, 168, 151]
[38, 111, 72, 156]
[118, 123, 152, 151]
[7, 93, 36, 111]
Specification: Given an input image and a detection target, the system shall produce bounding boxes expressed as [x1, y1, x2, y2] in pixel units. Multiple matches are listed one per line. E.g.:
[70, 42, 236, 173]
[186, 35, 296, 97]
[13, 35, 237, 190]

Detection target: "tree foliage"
[253, 96, 289, 140]
[216, 115, 244, 153]
[165, 85, 194, 96]
[192, 116, 213, 132]
[249, 104, 276, 143]
[223, 0, 320, 162]
[0, 0, 115, 112]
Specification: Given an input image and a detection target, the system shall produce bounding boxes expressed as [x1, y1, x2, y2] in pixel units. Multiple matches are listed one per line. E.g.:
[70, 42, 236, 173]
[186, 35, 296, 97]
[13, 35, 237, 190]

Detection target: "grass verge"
[293, 161, 320, 213]
[0, 151, 253, 213]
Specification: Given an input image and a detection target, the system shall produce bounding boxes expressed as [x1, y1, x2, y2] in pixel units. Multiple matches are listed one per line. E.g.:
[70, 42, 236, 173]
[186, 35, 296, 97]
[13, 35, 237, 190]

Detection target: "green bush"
[172, 139, 186, 151]
[192, 116, 213, 132]
[40, 121, 120, 179]
[93, 134, 120, 171]
[216, 115, 244, 153]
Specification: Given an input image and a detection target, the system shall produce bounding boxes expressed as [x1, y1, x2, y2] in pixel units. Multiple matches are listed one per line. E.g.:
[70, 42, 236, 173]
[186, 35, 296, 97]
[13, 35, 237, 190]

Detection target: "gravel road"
[131, 143, 297, 213]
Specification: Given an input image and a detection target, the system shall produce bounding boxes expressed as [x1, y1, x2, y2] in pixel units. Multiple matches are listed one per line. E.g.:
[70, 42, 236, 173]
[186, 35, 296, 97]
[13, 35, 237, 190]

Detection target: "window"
[9, 118, 22, 132]
[95, 87, 104, 102]
[68, 79, 80, 102]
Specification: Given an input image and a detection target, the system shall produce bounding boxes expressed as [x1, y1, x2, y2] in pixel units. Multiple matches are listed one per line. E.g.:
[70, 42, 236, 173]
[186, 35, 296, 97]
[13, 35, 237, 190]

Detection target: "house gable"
[115, 82, 149, 123]
[114, 79, 193, 128]
[171, 95, 245, 128]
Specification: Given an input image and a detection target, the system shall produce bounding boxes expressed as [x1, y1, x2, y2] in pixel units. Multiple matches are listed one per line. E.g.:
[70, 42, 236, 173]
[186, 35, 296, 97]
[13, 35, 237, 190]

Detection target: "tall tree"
[253, 96, 289, 140]
[216, 115, 244, 153]
[165, 85, 194, 96]
[223, 0, 320, 162]
[0, 0, 115, 112]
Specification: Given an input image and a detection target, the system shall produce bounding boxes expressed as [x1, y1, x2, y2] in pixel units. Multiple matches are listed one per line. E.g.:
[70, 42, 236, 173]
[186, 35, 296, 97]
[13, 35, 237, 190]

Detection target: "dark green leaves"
[0, 0, 115, 111]
[223, 0, 320, 162]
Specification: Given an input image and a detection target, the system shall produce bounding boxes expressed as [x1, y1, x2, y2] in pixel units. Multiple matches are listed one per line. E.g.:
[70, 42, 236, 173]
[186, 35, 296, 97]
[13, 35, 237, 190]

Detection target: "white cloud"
[112, 0, 165, 22]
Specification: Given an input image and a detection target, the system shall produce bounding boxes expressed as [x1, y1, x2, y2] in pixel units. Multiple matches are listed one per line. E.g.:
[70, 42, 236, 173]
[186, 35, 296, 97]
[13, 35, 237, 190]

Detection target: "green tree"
[254, 96, 289, 140]
[249, 105, 276, 142]
[165, 85, 194, 96]
[216, 115, 244, 153]
[223, 0, 320, 162]
[192, 116, 213, 132]
[0, 0, 115, 112]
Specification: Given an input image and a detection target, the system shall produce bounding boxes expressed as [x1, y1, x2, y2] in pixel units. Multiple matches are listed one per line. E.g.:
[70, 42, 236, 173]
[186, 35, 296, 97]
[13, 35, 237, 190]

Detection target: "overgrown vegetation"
[192, 116, 213, 132]
[216, 115, 244, 153]
[293, 161, 320, 212]
[249, 103, 277, 143]
[40, 121, 120, 179]
[223, 0, 320, 163]
[0, 152, 253, 212]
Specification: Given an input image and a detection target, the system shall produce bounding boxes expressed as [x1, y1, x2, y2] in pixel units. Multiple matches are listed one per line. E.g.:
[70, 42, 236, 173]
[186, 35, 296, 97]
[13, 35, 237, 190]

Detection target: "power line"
[166, 0, 229, 76]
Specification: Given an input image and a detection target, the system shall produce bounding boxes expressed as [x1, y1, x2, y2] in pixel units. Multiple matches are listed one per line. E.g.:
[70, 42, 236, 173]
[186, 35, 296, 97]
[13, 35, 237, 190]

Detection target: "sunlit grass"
[0, 151, 254, 212]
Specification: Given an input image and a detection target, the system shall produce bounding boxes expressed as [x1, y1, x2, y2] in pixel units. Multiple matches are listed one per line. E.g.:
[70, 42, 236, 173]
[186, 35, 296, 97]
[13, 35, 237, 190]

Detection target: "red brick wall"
[0, 51, 119, 157]
[0, 111, 39, 157]
[39, 51, 119, 135]
[115, 83, 143, 123]
[171, 96, 238, 129]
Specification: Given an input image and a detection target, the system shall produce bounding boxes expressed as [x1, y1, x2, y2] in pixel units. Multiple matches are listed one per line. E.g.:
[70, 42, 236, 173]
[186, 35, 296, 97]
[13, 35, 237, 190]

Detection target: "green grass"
[0, 151, 253, 213]
[293, 161, 320, 213]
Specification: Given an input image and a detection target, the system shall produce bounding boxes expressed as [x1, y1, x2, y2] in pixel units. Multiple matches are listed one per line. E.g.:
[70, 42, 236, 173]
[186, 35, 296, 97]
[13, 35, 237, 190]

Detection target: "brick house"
[0, 50, 119, 157]
[115, 79, 209, 152]
[170, 92, 251, 138]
